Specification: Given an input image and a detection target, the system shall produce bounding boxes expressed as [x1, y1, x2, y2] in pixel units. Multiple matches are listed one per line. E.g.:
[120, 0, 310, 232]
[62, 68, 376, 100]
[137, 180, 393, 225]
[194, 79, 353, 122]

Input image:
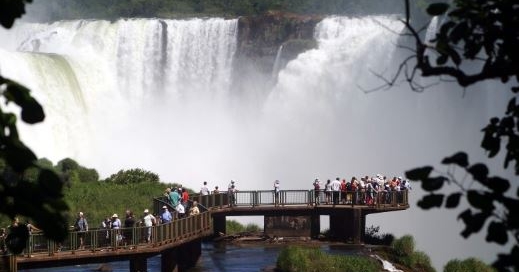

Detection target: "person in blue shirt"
[169, 187, 181, 210]
[160, 206, 172, 224]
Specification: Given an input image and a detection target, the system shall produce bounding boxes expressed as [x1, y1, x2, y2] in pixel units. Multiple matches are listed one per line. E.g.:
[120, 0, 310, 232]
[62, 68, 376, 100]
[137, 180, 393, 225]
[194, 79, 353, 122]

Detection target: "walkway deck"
[6, 189, 409, 271]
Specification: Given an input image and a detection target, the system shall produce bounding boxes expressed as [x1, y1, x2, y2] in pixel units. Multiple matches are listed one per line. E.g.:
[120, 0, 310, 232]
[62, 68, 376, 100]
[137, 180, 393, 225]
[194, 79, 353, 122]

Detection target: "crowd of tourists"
[312, 175, 411, 206]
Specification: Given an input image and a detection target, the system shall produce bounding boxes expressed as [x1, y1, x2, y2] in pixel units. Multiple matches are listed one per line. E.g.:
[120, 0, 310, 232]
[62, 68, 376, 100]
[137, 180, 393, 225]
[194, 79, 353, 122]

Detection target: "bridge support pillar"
[329, 209, 365, 244]
[129, 255, 147, 272]
[1, 255, 17, 272]
[213, 215, 226, 237]
[177, 238, 201, 271]
[161, 248, 178, 272]
[310, 213, 320, 238]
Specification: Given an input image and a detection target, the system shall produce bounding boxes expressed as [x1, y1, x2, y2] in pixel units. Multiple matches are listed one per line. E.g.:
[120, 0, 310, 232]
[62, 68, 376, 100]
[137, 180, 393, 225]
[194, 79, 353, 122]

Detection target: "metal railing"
[19, 212, 211, 258]
[16, 189, 408, 259]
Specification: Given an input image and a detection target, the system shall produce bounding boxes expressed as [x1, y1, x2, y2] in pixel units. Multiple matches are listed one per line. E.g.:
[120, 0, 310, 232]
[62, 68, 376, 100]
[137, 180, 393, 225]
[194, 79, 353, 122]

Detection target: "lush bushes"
[364, 225, 394, 246]
[277, 246, 379, 272]
[225, 219, 262, 234]
[444, 258, 497, 272]
[390, 235, 436, 272]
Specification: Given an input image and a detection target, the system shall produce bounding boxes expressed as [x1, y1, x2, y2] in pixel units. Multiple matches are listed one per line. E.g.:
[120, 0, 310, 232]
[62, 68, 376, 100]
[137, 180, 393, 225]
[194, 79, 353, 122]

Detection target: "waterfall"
[271, 45, 284, 82]
[0, 14, 509, 270]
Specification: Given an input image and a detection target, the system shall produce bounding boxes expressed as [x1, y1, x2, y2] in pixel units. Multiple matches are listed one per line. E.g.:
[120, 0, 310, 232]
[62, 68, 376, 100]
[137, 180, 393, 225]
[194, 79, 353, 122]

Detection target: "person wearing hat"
[189, 201, 200, 216]
[142, 209, 155, 243]
[273, 180, 281, 206]
[313, 178, 321, 206]
[160, 206, 172, 224]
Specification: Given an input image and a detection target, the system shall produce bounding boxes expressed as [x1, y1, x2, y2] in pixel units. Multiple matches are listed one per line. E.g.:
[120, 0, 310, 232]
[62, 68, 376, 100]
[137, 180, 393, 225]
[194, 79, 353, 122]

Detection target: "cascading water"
[0, 15, 509, 270]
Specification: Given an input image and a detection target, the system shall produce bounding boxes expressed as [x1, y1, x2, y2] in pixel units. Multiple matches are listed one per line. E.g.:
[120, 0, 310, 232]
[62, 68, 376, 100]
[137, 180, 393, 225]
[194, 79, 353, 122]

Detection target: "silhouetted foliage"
[0, 0, 69, 253]
[364, 225, 394, 246]
[396, 1, 519, 271]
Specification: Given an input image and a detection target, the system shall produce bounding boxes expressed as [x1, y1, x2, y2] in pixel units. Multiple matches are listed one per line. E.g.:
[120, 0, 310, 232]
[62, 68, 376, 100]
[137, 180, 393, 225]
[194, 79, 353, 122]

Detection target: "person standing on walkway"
[273, 180, 281, 206]
[160, 206, 172, 224]
[123, 210, 135, 247]
[75, 212, 88, 250]
[200, 181, 210, 195]
[331, 178, 341, 205]
[313, 178, 321, 205]
[142, 209, 155, 243]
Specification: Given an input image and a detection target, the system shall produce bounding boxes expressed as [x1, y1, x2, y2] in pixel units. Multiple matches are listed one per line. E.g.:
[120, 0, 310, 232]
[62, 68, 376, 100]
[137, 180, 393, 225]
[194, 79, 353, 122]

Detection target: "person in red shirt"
[182, 188, 190, 210]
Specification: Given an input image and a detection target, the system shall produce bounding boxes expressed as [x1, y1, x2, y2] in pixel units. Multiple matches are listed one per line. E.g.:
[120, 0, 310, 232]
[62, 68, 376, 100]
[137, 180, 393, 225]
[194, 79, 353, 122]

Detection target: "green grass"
[276, 246, 379, 272]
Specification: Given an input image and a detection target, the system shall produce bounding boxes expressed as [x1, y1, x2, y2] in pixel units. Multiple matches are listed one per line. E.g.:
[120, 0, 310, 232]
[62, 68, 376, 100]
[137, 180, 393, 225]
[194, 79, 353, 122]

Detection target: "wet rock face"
[237, 11, 322, 62]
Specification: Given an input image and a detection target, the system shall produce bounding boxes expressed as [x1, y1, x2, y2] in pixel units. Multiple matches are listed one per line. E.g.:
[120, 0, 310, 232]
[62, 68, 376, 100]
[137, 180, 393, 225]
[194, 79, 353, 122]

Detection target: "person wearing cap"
[75, 212, 88, 250]
[273, 180, 281, 206]
[160, 206, 172, 224]
[142, 209, 155, 243]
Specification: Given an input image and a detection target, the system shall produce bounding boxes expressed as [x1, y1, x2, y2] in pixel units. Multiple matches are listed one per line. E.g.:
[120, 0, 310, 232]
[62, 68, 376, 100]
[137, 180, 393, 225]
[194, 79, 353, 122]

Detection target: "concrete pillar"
[161, 248, 178, 272]
[329, 210, 364, 243]
[129, 256, 147, 272]
[213, 215, 226, 237]
[310, 213, 320, 238]
[177, 239, 201, 271]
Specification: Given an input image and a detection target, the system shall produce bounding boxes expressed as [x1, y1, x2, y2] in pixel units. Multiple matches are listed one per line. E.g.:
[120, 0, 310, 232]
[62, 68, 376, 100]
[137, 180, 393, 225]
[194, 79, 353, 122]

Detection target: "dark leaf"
[449, 22, 468, 44]
[441, 152, 469, 167]
[417, 194, 444, 209]
[38, 169, 64, 198]
[5, 141, 37, 172]
[458, 210, 489, 238]
[436, 54, 448, 65]
[0, 0, 31, 29]
[486, 221, 508, 245]
[445, 193, 462, 208]
[481, 132, 500, 157]
[467, 190, 494, 212]
[421, 176, 447, 191]
[506, 98, 516, 115]
[405, 166, 433, 181]
[467, 163, 488, 182]
[5, 224, 29, 254]
[485, 177, 510, 194]
[3, 79, 44, 124]
[426, 3, 450, 16]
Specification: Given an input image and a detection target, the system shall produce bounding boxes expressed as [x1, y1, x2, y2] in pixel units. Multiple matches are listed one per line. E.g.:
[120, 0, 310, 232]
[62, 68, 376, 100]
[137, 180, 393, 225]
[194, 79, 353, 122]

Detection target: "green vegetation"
[364, 225, 394, 246]
[28, 0, 433, 21]
[444, 258, 497, 272]
[390, 235, 435, 272]
[0, 157, 180, 229]
[276, 246, 379, 272]
[225, 219, 261, 234]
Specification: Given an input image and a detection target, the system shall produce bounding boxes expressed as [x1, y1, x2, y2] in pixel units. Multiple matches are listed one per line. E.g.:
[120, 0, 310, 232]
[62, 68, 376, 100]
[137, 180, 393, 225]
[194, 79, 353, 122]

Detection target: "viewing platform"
[3, 189, 409, 272]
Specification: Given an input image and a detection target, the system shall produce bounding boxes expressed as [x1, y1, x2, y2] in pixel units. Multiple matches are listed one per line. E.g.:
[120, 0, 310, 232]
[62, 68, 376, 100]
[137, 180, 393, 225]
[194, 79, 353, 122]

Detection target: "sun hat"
[162, 205, 167, 209]
[144, 209, 149, 213]
[112, 214, 118, 218]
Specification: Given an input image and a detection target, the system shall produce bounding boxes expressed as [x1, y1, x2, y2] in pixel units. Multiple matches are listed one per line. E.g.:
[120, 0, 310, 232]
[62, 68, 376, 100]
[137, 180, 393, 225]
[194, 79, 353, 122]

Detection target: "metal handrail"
[16, 189, 408, 259]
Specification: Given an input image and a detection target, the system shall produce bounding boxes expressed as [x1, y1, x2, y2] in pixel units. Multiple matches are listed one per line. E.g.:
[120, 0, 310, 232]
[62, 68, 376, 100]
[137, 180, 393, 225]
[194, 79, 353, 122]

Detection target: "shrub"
[392, 235, 415, 257]
[277, 246, 379, 272]
[444, 258, 497, 272]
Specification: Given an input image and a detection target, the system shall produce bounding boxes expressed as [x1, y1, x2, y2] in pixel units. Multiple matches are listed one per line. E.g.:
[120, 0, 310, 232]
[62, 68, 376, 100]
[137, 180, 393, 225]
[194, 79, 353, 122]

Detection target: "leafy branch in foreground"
[396, 1, 519, 271]
[0, 0, 69, 254]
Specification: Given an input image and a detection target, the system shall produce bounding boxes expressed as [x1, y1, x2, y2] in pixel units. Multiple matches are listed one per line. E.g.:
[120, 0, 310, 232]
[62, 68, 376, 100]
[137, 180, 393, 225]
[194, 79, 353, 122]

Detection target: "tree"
[394, 1, 519, 271]
[0, 0, 69, 253]
[103, 168, 160, 184]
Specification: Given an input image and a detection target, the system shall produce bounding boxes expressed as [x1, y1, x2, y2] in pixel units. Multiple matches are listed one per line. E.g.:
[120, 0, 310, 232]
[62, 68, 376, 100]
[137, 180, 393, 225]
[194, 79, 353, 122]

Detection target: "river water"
[20, 243, 360, 272]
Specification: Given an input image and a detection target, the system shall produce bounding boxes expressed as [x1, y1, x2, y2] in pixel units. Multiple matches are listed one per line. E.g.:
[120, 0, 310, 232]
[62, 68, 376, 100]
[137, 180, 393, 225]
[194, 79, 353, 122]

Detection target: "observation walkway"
[3, 190, 409, 272]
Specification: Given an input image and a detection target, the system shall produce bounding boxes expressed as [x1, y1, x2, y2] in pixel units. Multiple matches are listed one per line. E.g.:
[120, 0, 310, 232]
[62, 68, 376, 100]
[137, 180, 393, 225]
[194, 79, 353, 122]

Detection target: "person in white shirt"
[331, 178, 341, 205]
[200, 181, 210, 196]
[273, 180, 280, 206]
[142, 209, 155, 243]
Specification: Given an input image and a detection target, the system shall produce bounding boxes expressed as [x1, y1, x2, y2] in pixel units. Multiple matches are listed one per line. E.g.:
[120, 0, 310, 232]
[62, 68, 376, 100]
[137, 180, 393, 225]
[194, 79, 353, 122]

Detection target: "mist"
[0, 11, 513, 271]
